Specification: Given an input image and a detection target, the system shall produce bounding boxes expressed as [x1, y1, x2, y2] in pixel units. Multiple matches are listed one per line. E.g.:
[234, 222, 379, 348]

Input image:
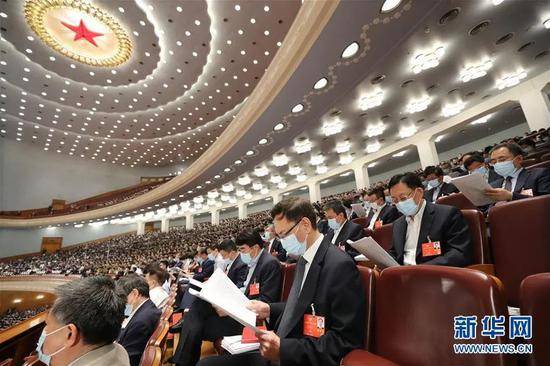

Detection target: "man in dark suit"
[388, 172, 473, 267]
[116, 274, 162, 366]
[485, 142, 550, 201]
[193, 247, 215, 282]
[197, 197, 365, 366]
[219, 238, 249, 288]
[363, 187, 401, 229]
[423, 166, 460, 203]
[464, 153, 500, 184]
[170, 230, 282, 366]
[264, 225, 287, 262]
[323, 200, 364, 258]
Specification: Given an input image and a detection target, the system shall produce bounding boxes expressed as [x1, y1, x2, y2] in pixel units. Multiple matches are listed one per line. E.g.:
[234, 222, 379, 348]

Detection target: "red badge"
[374, 220, 383, 229]
[249, 282, 260, 296]
[303, 304, 325, 338]
[422, 241, 442, 257]
[241, 325, 267, 343]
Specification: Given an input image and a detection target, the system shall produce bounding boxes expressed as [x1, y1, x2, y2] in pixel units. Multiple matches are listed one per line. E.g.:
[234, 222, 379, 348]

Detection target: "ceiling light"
[544, 19, 550, 29]
[399, 125, 417, 138]
[296, 174, 308, 182]
[220, 194, 230, 202]
[292, 103, 304, 113]
[492, 0, 504, 5]
[272, 153, 289, 167]
[381, 0, 403, 12]
[316, 165, 328, 175]
[193, 196, 204, 204]
[258, 138, 268, 145]
[270, 175, 283, 184]
[405, 96, 432, 113]
[460, 59, 493, 82]
[246, 150, 254, 156]
[252, 182, 263, 190]
[277, 181, 288, 189]
[339, 154, 353, 165]
[434, 135, 445, 143]
[294, 138, 312, 154]
[238, 175, 251, 185]
[273, 123, 285, 131]
[254, 165, 269, 177]
[310, 154, 325, 166]
[222, 183, 234, 192]
[366, 122, 385, 137]
[207, 191, 219, 199]
[366, 141, 381, 153]
[13, 299, 22, 303]
[313, 77, 328, 90]
[288, 165, 302, 175]
[367, 162, 377, 168]
[261, 188, 269, 194]
[322, 118, 344, 136]
[470, 114, 493, 125]
[392, 150, 407, 157]
[234, 159, 242, 165]
[335, 140, 351, 153]
[441, 100, 465, 117]
[236, 189, 246, 197]
[342, 42, 359, 58]
[410, 45, 445, 74]
[359, 89, 384, 111]
[243, 193, 252, 200]
[496, 69, 527, 90]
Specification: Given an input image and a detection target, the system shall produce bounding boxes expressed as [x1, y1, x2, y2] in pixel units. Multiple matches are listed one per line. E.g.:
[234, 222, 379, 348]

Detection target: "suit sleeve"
[258, 260, 282, 303]
[512, 168, 550, 200]
[424, 207, 473, 267]
[235, 264, 248, 289]
[119, 320, 151, 359]
[279, 258, 366, 366]
[277, 244, 288, 262]
[193, 261, 214, 281]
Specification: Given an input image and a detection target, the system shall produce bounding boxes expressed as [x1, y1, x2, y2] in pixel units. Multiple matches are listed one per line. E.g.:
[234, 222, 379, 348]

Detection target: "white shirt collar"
[302, 233, 324, 264]
[405, 199, 427, 224]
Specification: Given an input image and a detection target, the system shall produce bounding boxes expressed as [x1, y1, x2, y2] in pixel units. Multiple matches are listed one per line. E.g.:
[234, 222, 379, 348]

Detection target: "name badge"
[520, 189, 533, 197]
[303, 314, 325, 338]
[198, 268, 202, 273]
[249, 282, 260, 296]
[374, 220, 383, 229]
[422, 241, 442, 257]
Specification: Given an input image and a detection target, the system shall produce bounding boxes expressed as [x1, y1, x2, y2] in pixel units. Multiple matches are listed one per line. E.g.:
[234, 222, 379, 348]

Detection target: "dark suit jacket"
[227, 254, 248, 289]
[326, 220, 364, 258]
[193, 258, 214, 282]
[268, 238, 287, 262]
[117, 299, 161, 366]
[376, 204, 402, 225]
[316, 219, 330, 235]
[423, 182, 460, 202]
[389, 202, 473, 267]
[244, 249, 282, 303]
[270, 236, 365, 366]
[490, 167, 550, 200]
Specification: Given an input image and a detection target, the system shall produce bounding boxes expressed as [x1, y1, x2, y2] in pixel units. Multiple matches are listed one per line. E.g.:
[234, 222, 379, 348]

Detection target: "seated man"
[364, 187, 401, 229]
[193, 247, 215, 282]
[198, 197, 365, 366]
[263, 224, 287, 262]
[144, 264, 169, 308]
[207, 244, 227, 271]
[116, 274, 162, 366]
[423, 166, 459, 203]
[323, 200, 363, 257]
[485, 142, 550, 201]
[159, 260, 173, 293]
[218, 238, 248, 288]
[170, 229, 282, 366]
[388, 172, 473, 267]
[463, 153, 500, 184]
[35, 276, 130, 366]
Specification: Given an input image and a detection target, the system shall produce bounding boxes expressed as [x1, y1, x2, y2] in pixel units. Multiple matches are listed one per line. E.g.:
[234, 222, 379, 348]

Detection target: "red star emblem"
[61, 19, 103, 47]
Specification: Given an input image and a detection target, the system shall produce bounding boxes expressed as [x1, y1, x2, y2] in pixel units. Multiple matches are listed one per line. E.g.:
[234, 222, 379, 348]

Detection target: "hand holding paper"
[348, 237, 399, 268]
[450, 174, 496, 206]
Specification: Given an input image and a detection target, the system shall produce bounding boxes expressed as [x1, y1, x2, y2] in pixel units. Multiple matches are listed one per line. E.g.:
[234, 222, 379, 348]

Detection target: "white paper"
[348, 237, 400, 268]
[449, 174, 496, 206]
[351, 203, 366, 218]
[354, 254, 368, 262]
[189, 268, 267, 334]
[221, 335, 260, 355]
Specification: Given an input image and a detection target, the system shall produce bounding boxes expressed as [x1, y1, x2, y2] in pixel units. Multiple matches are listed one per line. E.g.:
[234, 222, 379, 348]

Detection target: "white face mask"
[36, 325, 69, 365]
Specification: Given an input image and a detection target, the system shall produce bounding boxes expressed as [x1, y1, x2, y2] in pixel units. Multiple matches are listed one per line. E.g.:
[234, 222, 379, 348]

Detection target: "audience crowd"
[0, 306, 49, 331]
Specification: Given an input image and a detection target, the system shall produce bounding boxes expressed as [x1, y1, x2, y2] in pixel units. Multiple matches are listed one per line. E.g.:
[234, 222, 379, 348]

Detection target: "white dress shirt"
[403, 199, 427, 266]
[300, 234, 324, 291]
[431, 182, 442, 202]
[501, 167, 523, 192]
[330, 220, 346, 244]
[149, 286, 168, 308]
[241, 249, 264, 292]
[367, 203, 386, 230]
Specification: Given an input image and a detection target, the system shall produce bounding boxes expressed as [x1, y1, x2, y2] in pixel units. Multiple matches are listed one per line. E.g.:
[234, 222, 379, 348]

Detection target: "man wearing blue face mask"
[323, 200, 363, 258]
[464, 153, 500, 184]
[485, 142, 550, 201]
[388, 172, 473, 267]
[36, 276, 129, 366]
[422, 166, 459, 203]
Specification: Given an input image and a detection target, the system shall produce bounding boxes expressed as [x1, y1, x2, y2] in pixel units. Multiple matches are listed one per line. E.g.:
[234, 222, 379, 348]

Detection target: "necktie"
[366, 209, 375, 226]
[277, 257, 307, 337]
[504, 177, 513, 192]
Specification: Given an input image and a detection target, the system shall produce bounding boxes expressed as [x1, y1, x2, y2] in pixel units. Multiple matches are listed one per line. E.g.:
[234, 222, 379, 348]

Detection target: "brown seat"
[342, 266, 513, 366]
[525, 160, 550, 170]
[461, 209, 490, 264]
[160, 305, 173, 321]
[0, 359, 13, 366]
[525, 149, 550, 161]
[488, 195, 550, 306]
[147, 320, 170, 348]
[280, 263, 295, 302]
[362, 228, 374, 238]
[541, 152, 550, 161]
[436, 192, 477, 210]
[521, 158, 538, 167]
[356, 266, 378, 351]
[138, 345, 162, 366]
[351, 217, 370, 228]
[371, 224, 393, 251]
[520, 273, 550, 366]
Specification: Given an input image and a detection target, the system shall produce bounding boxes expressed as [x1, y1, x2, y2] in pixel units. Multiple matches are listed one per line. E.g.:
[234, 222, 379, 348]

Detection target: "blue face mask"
[385, 196, 392, 204]
[472, 166, 488, 176]
[493, 160, 516, 178]
[207, 253, 215, 261]
[240, 252, 252, 265]
[327, 218, 340, 231]
[427, 179, 440, 189]
[280, 224, 307, 256]
[36, 325, 68, 365]
[197, 257, 204, 265]
[396, 191, 420, 216]
[124, 303, 133, 317]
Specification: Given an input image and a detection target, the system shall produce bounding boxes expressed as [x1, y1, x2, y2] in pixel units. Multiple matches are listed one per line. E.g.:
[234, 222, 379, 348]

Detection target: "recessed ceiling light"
[405, 96, 432, 114]
[339, 154, 353, 165]
[310, 154, 325, 166]
[335, 140, 351, 153]
[291, 103, 304, 113]
[434, 135, 445, 143]
[294, 137, 312, 154]
[366, 122, 385, 137]
[470, 114, 493, 125]
[366, 141, 381, 153]
[273, 123, 284, 131]
[495, 69, 527, 90]
[313, 77, 328, 90]
[272, 153, 289, 167]
[258, 138, 268, 145]
[399, 125, 418, 138]
[359, 89, 384, 110]
[264, 5, 270, 12]
[380, 0, 402, 13]
[544, 19, 550, 29]
[316, 165, 328, 175]
[492, 0, 504, 5]
[441, 100, 465, 117]
[459, 59, 493, 83]
[341, 42, 359, 58]
[410, 45, 445, 74]
[235, 4, 241, 11]
[0, 12, 7, 18]
[246, 150, 254, 156]
[392, 150, 407, 158]
[367, 162, 377, 168]
[322, 118, 344, 136]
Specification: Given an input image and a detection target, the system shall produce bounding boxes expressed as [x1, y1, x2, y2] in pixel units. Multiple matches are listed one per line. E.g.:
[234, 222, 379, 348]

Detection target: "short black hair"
[461, 151, 479, 162]
[323, 200, 347, 219]
[218, 238, 237, 252]
[197, 247, 208, 255]
[464, 154, 485, 169]
[368, 187, 385, 200]
[519, 138, 536, 148]
[270, 197, 317, 228]
[51, 276, 125, 346]
[490, 142, 524, 157]
[117, 274, 150, 298]
[423, 166, 444, 177]
[144, 263, 168, 285]
[236, 228, 264, 248]
[388, 172, 424, 190]
[160, 260, 169, 267]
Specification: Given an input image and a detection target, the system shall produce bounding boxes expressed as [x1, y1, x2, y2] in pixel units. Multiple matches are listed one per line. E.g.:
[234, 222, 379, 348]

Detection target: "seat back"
[160, 305, 173, 321]
[488, 195, 550, 306]
[371, 224, 393, 251]
[138, 345, 162, 366]
[357, 266, 378, 351]
[460, 209, 490, 264]
[525, 149, 550, 161]
[521, 158, 538, 167]
[280, 263, 296, 302]
[436, 193, 477, 210]
[525, 160, 550, 170]
[0, 359, 13, 366]
[352, 217, 370, 228]
[520, 273, 550, 366]
[147, 320, 169, 348]
[540, 152, 550, 161]
[374, 266, 512, 366]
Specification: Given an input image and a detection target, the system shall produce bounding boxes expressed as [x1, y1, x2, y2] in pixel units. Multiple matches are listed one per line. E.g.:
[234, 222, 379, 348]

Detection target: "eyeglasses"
[392, 190, 416, 204]
[278, 218, 302, 239]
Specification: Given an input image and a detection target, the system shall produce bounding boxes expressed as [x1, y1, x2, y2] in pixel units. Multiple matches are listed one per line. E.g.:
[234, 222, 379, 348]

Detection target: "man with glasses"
[387, 172, 473, 267]
[484, 142, 550, 201]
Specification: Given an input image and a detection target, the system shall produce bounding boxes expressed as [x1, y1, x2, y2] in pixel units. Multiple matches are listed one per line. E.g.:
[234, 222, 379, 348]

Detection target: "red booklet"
[241, 326, 267, 344]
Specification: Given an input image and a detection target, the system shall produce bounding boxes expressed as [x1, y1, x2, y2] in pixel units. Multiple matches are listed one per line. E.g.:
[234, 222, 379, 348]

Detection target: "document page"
[351, 203, 366, 218]
[450, 174, 496, 206]
[348, 237, 400, 268]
